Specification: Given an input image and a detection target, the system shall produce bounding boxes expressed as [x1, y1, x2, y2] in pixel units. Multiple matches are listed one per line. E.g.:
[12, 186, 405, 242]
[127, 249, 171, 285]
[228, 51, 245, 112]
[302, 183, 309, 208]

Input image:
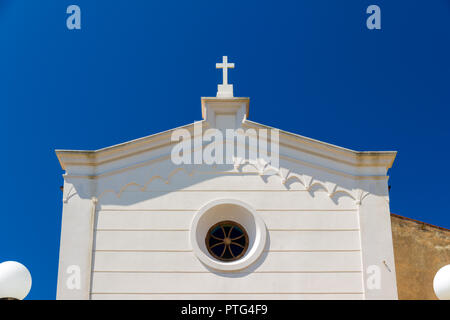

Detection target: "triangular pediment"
[56, 118, 396, 180]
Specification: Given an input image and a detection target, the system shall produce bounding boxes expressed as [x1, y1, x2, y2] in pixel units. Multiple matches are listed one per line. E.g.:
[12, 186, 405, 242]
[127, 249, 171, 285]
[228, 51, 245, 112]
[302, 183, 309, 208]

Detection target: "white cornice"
[56, 119, 396, 178]
[55, 122, 203, 170]
[201, 97, 249, 119]
[243, 120, 397, 169]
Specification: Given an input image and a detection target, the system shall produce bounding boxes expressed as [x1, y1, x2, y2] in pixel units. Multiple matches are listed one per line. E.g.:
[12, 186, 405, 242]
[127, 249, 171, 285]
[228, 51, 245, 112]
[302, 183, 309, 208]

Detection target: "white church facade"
[56, 57, 398, 300]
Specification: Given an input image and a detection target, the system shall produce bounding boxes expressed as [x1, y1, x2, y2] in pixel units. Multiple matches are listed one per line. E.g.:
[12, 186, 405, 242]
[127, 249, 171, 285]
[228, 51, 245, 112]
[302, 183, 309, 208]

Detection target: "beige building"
[391, 214, 450, 300]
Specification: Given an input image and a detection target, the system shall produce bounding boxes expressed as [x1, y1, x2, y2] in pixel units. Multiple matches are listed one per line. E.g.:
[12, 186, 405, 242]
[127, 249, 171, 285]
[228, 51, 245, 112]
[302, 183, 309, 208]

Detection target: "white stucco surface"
[56, 95, 397, 300]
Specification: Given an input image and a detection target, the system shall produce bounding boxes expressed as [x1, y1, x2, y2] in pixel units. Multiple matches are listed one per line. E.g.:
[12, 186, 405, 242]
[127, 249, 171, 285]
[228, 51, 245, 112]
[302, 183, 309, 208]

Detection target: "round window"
[205, 220, 249, 261]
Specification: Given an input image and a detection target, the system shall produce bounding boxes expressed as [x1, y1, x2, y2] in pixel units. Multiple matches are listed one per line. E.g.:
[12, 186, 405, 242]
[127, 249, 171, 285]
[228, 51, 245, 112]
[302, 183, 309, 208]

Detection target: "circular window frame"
[190, 198, 267, 272]
[205, 220, 249, 262]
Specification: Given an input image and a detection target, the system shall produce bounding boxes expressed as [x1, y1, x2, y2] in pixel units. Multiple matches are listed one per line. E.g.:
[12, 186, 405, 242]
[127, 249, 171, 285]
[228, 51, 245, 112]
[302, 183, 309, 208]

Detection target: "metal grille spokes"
[205, 220, 249, 261]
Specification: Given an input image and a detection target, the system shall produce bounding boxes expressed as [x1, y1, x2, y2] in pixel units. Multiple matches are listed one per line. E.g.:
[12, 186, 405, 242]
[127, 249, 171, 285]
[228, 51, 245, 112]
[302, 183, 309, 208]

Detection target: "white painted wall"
[89, 169, 364, 299]
[56, 98, 397, 300]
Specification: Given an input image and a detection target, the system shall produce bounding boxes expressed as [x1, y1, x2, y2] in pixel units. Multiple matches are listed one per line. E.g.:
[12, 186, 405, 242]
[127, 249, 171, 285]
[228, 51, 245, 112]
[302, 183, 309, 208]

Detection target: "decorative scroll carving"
[63, 185, 77, 203]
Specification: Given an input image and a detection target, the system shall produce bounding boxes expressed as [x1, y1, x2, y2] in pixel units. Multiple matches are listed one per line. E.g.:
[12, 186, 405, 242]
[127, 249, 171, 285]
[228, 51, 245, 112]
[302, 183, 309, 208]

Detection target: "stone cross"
[216, 56, 234, 98]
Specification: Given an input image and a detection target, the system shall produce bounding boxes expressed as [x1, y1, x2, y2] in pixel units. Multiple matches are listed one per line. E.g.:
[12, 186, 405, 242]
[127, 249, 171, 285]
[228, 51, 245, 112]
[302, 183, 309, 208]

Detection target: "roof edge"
[56, 120, 397, 171]
[391, 213, 450, 232]
[244, 120, 397, 169]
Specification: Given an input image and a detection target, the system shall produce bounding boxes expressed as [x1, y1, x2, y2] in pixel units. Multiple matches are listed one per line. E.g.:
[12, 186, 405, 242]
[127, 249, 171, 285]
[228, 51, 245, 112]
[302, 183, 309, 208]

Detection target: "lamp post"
[0, 261, 32, 300]
[434, 264, 450, 300]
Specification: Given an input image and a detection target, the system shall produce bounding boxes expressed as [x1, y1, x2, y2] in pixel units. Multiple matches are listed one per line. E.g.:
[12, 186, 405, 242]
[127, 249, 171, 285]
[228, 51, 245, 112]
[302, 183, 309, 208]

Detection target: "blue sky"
[0, 0, 449, 299]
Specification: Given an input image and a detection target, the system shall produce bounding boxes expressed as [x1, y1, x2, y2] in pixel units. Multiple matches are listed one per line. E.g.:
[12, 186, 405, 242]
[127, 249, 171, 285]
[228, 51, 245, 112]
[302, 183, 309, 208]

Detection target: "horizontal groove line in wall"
[96, 229, 190, 232]
[93, 250, 362, 253]
[99, 209, 197, 212]
[257, 209, 358, 212]
[95, 229, 360, 232]
[98, 209, 358, 212]
[90, 292, 365, 295]
[266, 249, 361, 252]
[269, 229, 360, 231]
[116, 190, 336, 193]
[94, 249, 194, 252]
[92, 271, 363, 274]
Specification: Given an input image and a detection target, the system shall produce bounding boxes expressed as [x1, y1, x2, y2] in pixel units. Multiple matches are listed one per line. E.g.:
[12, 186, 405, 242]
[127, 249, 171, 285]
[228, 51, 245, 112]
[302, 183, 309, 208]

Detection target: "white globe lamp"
[0, 261, 32, 300]
[434, 264, 450, 300]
